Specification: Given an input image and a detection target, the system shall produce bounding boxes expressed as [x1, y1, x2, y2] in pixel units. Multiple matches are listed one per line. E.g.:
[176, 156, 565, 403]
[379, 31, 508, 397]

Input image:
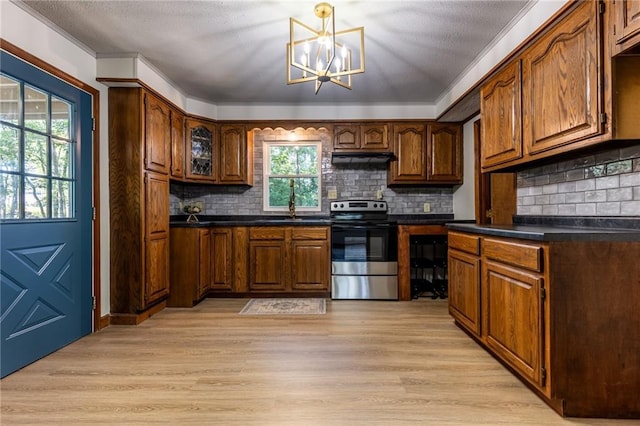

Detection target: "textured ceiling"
[21, 0, 530, 105]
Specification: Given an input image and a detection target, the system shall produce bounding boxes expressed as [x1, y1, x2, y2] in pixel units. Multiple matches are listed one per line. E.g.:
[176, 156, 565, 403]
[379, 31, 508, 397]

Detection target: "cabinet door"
[249, 240, 288, 291]
[483, 260, 544, 387]
[361, 124, 389, 151]
[144, 171, 170, 308]
[144, 92, 171, 174]
[211, 228, 233, 291]
[170, 108, 185, 179]
[448, 249, 481, 336]
[198, 229, 211, 298]
[185, 118, 217, 181]
[522, 1, 602, 156]
[290, 227, 329, 291]
[388, 123, 427, 184]
[219, 125, 250, 184]
[614, 0, 640, 54]
[334, 125, 360, 150]
[480, 60, 522, 169]
[427, 124, 462, 183]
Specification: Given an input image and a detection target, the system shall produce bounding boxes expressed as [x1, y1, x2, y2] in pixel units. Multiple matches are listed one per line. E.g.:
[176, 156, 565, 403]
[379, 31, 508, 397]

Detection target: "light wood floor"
[1, 298, 636, 425]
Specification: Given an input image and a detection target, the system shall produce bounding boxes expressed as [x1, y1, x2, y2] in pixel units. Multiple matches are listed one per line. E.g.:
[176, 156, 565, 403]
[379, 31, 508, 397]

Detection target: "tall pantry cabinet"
[108, 88, 172, 324]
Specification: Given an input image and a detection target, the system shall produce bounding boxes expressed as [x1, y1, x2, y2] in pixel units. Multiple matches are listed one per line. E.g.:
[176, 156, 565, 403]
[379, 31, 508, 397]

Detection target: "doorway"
[1, 50, 94, 377]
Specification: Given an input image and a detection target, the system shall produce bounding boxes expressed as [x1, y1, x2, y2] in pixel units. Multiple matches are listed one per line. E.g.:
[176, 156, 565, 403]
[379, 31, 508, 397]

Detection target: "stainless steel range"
[330, 200, 398, 300]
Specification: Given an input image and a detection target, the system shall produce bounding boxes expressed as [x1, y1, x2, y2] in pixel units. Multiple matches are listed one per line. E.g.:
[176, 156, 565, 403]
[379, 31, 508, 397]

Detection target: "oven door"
[330, 222, 397, 263]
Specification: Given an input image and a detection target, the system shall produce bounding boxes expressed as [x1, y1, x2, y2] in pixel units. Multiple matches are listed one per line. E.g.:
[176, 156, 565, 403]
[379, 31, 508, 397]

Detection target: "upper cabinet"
[480, 60, 522, 170]
[219, 124, 253, 185]
[427, 124, 463, 183]
[613, 0, 640, 54]
[388, 123, 427, 184]
[170, 108, 185, 180]
[333, 123, 390, 151]
[388, 122, 462, 185]
[480, 0, 640, 172]
[144, 92, 171, 174]
[521, 0, 602, 156]
[185, 118, 217, 182]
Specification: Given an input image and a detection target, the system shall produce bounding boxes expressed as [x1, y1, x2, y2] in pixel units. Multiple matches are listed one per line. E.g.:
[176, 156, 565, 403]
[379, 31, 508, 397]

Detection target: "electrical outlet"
[423, 202, 431, 213]
[376, 190, 383, 200]
[328, 186, 338, 200]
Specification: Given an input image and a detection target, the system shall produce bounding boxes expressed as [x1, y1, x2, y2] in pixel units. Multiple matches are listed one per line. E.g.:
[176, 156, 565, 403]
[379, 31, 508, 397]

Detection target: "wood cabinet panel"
[448, 232, 480, 255]
[170, 108, 185, 179]
[522, 1, 602, 155]
[249, 240, 287, 291]
[291, 240, 330, 290]
[144, 92, 171, 174]
[219, 124, 252, 184]
[427, 124, 462, 183]
[333, 125, 359, 150]
[198, 229, 212, 297]
[484, 260, 544, 387]
[448, 249, 481, 336]
[614, 0, 640, 54]
[211, 228, 233, 291]
[480, 60, 522, 169]
[388, 123, 427, 184]
[361, 124, 389, 151]
[144, 171, 170, 308]
[482, 238, 542, 272]
[185, 118, 216, 182]
[250, 227, 286, 240]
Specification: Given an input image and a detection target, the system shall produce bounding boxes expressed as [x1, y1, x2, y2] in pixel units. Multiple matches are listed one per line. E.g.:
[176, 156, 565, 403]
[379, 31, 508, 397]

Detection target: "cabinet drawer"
[292, 227, 328, 240]
[482, 238, 542, 272]
[448, 232, 480, 255]
[249, 227, 285, 240]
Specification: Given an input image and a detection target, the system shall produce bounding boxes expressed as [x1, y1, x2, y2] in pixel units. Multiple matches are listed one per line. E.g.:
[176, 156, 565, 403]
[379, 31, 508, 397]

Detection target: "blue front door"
[0, 51, 93, 377]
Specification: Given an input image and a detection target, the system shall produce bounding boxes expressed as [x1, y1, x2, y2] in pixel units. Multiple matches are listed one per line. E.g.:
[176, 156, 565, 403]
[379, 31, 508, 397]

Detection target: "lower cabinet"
[170, 225, 330, 304]
[168, 227, 212, 307]
[249, 226, 330, 293]
[447, 230, 640, 418]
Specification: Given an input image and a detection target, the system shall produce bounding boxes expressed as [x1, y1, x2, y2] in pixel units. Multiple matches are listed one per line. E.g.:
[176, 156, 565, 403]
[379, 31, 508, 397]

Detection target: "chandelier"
[287, 2, 365, 94]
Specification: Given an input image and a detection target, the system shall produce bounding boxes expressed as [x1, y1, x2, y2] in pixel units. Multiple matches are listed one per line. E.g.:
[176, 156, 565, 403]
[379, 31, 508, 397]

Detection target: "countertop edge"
[446, 223, 640, 242]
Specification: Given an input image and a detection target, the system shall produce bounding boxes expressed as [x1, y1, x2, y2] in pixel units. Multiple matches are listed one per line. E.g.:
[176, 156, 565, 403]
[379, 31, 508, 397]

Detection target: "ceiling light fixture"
[287, 2, 365, 94]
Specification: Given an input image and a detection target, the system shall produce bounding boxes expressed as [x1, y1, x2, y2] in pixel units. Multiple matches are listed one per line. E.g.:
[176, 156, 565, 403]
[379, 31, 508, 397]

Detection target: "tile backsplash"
[517, 144, 640, 216]
[170, 128, 453, 216]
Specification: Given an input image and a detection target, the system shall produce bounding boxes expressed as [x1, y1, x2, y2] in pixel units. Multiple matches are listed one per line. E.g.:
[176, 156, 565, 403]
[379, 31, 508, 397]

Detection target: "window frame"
[262, 140, 322, 213]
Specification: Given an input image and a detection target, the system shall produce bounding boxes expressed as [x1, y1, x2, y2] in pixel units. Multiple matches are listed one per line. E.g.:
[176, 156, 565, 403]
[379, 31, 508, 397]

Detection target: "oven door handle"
[331, 223, 396, 229]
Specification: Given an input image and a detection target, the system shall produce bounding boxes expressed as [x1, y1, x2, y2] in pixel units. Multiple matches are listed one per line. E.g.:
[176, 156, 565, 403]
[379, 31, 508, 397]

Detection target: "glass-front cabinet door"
[185, 118, 216, 181]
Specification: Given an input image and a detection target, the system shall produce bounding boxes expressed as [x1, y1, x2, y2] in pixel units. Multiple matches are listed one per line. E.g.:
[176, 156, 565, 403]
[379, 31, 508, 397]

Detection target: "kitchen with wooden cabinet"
[7, 0, 640, 421]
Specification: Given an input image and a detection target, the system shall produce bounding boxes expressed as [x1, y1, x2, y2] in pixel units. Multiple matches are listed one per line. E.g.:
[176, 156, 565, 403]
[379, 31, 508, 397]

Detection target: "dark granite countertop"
[389, 214, 455, 225]
[446, 222, 640, 242]
[170, 215, 331, 227]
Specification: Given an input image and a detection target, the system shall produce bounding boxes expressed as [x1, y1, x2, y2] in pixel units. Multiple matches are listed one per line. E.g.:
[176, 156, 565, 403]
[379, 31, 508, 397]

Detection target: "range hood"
[331, 152, 394, 165]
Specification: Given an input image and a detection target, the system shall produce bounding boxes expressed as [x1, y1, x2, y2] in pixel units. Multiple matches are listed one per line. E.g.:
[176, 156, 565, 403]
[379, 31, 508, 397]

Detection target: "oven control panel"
[330, 200, 388, 212]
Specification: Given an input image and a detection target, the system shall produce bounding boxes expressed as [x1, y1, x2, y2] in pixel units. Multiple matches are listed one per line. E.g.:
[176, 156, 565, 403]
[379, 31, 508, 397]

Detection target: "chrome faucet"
[288, 178, 296, 219]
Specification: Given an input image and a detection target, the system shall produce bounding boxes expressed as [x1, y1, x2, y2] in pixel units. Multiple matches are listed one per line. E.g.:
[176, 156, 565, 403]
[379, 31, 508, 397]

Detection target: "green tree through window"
[263, 142, 321, 212]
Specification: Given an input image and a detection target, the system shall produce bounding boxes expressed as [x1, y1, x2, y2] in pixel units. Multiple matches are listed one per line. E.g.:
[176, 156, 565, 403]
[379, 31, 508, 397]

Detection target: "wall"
[170, 128, 453, 216]
[517, 144, 640, 216]
[453, 115, 479, 220]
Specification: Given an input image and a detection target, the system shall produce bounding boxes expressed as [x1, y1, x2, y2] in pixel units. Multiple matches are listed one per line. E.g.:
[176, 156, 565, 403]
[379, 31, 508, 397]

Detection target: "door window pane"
[51, 97, 71, 139]
[24, 85, 48, 132]
[0, 173, 20, 219]
[0, 73, 76, 220]
[0, 124, 20, 172]
[0, 75, 21, 125]
[52, 138, 72, 178]
[24, 131, 49, 176]
[52, 179, 72, 218]
[24, 176, 49, 218]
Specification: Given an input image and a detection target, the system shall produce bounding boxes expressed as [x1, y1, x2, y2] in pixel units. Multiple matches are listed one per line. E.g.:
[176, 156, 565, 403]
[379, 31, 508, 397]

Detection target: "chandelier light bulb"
[304, 41, 311, 54]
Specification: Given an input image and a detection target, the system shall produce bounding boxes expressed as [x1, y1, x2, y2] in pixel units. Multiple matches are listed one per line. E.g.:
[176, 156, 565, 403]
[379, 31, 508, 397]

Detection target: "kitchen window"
[263, 141, 321, 212]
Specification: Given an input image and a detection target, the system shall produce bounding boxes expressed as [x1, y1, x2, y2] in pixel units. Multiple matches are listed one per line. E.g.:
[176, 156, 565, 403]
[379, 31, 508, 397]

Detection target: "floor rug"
[239, 298, 326, 315]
